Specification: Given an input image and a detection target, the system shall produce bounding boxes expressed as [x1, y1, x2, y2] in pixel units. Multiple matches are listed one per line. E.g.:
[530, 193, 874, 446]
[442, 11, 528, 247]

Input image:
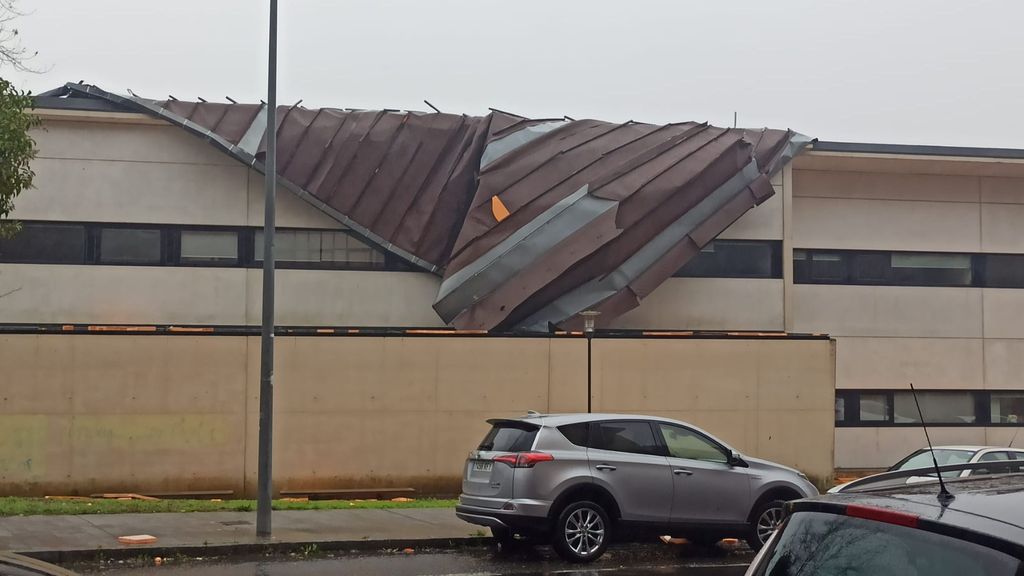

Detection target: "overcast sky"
[6, 0, 1024, 148]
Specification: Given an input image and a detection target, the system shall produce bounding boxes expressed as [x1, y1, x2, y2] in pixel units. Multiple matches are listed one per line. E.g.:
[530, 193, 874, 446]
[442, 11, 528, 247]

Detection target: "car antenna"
[910, 383, 954, 505]
[1010, 424, 1021, 448]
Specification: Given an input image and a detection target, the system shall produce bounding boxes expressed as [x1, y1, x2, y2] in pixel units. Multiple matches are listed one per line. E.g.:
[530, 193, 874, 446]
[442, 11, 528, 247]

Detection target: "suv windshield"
[478, 422, 538, 452]
[752, 511, 1021, 576]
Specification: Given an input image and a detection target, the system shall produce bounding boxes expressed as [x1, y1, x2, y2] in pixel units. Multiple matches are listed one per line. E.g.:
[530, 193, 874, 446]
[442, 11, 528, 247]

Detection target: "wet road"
[82, 544, 752, 576]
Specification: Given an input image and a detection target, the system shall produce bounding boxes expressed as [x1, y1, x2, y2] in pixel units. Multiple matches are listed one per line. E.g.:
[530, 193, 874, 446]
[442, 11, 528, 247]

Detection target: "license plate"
[473, 461, 493, 472]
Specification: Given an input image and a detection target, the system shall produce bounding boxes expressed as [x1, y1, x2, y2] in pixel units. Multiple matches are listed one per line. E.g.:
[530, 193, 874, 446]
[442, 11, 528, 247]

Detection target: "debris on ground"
[92, 493, 160, 501]
[390, 497, 415, 502]
[118, 534, 158, 545]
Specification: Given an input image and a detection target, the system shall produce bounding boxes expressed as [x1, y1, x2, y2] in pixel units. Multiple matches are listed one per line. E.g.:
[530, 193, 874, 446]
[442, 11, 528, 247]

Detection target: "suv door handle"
[595, 464, 617, 472]
[673, 469, 694, 476]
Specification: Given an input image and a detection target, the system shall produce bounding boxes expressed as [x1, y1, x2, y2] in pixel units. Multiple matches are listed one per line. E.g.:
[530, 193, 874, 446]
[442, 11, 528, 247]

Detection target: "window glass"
[859, 393, 890, 422]
[810, 252, 846, 281]
[322, 231, 385, 267]
[982, 254, 1024, 289]
[657, 424, 727, 463]
[893, 392, 975, 424]
[755, 511, 1022, 576]
[991, 392, 1024, 424]
[558, 423, 589, 447]
[850, 252, 890, 283]
[895, 449, 973, 478]
[890, 253, 972, 286]
[0, 223, 86, 263]
[100, 228, 161, 264]
[675, 240, 779, 279]
[835, 397, 846, 423]
[477, 423, 538, 452]
[180, 230, 237, 264]
[592, 421, 661, 456]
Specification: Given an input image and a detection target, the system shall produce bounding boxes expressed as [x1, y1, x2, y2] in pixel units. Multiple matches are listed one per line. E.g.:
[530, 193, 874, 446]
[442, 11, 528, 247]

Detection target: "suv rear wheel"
[552, 501, 610, 563]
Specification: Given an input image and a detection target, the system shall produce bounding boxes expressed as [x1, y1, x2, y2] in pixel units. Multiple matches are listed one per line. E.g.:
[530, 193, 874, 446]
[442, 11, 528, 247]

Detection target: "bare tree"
[0, 0, 38, 72]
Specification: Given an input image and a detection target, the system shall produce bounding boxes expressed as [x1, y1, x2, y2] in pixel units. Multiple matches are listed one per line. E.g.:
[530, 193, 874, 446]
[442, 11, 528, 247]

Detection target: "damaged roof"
[38, 83, 810, 332]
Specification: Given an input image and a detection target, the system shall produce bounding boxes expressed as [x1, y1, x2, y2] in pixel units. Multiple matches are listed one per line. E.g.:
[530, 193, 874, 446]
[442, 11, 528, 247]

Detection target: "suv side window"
[558, 423, 589, 447]
[657, 423, 728, 464]
[591, 421, 661, 456]
[974, 451, 1014, 475]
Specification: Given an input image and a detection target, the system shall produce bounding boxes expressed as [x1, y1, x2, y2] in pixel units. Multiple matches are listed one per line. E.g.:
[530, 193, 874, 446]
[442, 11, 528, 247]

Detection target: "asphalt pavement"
[79, 545, 753, 576]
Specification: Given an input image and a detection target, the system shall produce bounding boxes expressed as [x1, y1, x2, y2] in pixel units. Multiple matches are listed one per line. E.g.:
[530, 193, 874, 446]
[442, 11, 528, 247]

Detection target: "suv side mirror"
[729, 450, 749, 468]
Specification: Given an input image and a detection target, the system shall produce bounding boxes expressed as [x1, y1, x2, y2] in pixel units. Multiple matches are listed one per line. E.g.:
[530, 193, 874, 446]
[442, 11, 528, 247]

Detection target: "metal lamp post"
[256, 0, 278, 538]
[580, 310, 600, 413]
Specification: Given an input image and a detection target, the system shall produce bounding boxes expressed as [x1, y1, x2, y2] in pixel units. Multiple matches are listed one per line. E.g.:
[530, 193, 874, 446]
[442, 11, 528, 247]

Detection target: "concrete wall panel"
[610, 278, 784, 331]
[718, 191, 783, 240]
[980, 178, 1024, 204]
[835, 427, 987, 470]
[793, 169, 979, 203]
[32, 122, 236, 166]
[244, 269, 443, 327]
[793, 197, 981, 252]
[18, 158, 248, 225]
[792, 285, 983, 338]
[0, 335, 834, 495]
[981, 203, 1024, 253]
[983, 289, 1024, 339]
[983, 339, 1024, 389]
[835, 337, 984, 390]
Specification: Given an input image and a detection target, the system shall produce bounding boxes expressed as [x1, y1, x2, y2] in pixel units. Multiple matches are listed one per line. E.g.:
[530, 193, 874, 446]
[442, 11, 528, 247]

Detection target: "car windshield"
[753, 511, 1021, 576]
[894, 449, 974, 478]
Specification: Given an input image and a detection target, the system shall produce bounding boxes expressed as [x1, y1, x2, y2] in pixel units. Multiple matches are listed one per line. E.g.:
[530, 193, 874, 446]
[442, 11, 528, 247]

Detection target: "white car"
[829, 445, 1024, 493]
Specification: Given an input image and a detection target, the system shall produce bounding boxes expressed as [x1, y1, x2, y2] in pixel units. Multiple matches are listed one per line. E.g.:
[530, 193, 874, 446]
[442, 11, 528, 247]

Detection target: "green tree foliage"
[0, 0, 39, 238]
[0, 77, 36, 237]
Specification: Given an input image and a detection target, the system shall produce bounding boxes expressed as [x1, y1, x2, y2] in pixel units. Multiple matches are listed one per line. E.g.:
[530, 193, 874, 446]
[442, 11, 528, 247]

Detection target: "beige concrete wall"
[0, 265, 443, 327]
[611, 278, 784, 331]
[0, 334, 834, 496]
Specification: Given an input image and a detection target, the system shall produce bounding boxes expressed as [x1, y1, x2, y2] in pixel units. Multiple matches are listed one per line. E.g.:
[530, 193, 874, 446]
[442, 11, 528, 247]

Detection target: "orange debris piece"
[118, 534, 158, 545]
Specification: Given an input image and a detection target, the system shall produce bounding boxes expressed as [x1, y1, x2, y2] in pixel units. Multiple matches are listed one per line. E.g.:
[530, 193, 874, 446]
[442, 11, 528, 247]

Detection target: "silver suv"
[456, 413, 818, 563]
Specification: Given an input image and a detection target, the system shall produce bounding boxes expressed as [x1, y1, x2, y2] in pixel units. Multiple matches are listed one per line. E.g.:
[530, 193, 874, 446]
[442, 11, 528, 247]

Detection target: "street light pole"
[256, 0, 278, 538]
[580, 311, 600, 413]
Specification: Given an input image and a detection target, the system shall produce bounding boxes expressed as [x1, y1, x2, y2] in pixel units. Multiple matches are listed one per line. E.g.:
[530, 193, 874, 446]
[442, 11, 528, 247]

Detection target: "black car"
[745, 463, 1024, 576]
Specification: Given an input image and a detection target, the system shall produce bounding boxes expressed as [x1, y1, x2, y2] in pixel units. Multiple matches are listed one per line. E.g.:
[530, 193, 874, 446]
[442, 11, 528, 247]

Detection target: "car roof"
[805, 474, 1024, 544]
[510, 413, 691, 427]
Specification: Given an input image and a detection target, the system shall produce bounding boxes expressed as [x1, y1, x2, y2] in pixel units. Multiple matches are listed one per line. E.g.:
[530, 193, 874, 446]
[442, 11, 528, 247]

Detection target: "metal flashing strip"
[479, 120, 568, 169]
[434, 185, 616, 321]
[812, 140, 1024, 160]
[519, 160, 762, 331]
[236, 104, 268, 155]
[63, 83, 441, 274]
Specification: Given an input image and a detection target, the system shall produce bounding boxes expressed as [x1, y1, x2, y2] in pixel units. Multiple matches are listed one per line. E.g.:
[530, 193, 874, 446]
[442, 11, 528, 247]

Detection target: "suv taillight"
[494, 452, 554, 468]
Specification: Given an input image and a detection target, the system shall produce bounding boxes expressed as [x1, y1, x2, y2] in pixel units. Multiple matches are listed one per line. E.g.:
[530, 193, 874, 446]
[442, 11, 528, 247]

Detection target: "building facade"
[2, 97, 1023, 478]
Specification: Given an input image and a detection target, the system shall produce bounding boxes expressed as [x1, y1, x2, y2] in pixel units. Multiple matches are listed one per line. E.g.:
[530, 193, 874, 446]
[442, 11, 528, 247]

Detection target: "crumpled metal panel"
[59, 83, 809, 332]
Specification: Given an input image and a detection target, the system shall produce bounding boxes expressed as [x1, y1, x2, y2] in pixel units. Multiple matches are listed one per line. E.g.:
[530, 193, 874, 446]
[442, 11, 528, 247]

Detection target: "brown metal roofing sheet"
[81, 83, 809, 331]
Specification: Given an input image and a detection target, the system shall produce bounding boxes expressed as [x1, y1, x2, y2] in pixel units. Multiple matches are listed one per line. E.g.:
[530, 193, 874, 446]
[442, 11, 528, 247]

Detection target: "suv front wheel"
[552, 501, 610, 563]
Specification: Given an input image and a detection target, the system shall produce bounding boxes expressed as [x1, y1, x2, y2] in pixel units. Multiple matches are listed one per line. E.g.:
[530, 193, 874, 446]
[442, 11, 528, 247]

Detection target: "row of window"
[0, 222, 409, 270]
[674, 240, 782, 279]
[836, 390, 1024, 427]
[795, 249, 1024, 288]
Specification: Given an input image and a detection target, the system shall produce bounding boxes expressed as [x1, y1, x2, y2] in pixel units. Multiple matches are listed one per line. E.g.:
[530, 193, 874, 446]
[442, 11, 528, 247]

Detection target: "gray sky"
[7, 0, 1024, 148]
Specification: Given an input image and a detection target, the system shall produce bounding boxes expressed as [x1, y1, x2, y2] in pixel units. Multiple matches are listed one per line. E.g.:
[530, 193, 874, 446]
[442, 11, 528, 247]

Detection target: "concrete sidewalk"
[0, 508, 486, 562]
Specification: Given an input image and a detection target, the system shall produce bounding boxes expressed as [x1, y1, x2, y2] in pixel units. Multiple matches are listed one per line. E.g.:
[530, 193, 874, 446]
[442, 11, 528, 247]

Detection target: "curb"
[20, 536, 492, 565]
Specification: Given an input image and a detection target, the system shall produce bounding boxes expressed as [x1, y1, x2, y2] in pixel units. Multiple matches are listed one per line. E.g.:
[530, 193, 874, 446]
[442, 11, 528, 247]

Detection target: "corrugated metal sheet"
[56, 83, 809, 332]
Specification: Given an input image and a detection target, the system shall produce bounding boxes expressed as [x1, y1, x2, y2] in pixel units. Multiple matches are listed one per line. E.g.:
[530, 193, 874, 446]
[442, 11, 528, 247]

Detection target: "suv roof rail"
[525, 410, 543, 418]
[839, 461, 1024, 493]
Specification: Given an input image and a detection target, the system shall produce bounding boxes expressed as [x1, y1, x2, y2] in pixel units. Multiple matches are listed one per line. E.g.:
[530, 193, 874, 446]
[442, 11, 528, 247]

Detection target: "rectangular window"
[675, 240, 780, 279]
[591, 421, 661, 456]
[180, 230, 238, 264]
[893, 391, 975, 424]
[982, 254, 1024, 289]
[0, 223, 86, 264]
[890, 253, 972, 286]
[322, 231, 386, 268]
[991, 392, 1024, 425]
[835, 397, 846, 423]
[859, 393, 890, 422]
[99, 228, 162, 264]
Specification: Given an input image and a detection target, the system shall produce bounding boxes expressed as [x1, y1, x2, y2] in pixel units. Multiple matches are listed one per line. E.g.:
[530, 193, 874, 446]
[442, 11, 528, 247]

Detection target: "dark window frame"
[835, 389, 1024, 428]
[0, 220, 412, 272]
[674, 239, 783, 280]
[795, 248, 1024, 289]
